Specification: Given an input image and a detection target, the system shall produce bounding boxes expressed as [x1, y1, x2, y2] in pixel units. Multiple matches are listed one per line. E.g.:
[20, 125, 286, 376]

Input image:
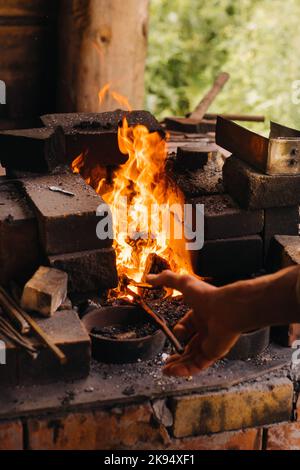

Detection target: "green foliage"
[146, 0, 300, 132]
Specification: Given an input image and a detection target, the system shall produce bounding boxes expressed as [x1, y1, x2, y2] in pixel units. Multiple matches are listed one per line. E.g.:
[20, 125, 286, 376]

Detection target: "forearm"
[217, 266, 300, 333]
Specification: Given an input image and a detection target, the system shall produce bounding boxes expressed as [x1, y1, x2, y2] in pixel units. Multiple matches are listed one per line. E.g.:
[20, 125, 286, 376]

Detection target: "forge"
[0, 104, 299, 451]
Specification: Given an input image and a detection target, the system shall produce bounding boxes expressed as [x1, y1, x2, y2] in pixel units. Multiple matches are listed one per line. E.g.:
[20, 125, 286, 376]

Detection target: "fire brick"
[0, 420, 23, 450]
[48, 247, 118, 293]
[0, 127, 66, 173]
[26, 403, 170, 450]
[175, 144, 217, 170]
[170, 377, 293, 438]
[194, 235, 263, 278]
[223, 156, 300, 209]
[21, 266, 68, 317]
[265, 422, 300, 450]
[268, 235, 300, 271]
[264, 207, 299, 259]
[18, 310, 91, 385]
[0, 182, 41, 286]
[167, 428, 262, 450]
[169, 154, 224, 198]
[190, 194, 264, 240]
[21, 172, 113, 255]
[41, 110, 165, 167]
[266, 235, 300, 346]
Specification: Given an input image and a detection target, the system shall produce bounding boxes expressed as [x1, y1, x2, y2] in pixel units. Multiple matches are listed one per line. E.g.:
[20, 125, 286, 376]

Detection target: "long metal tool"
[165, 72, 230, 133]
[126, 286, 184, 355]
[0, 287, 67, 364]
[0, 287, 30, 334]
[216, 116, 300, 175]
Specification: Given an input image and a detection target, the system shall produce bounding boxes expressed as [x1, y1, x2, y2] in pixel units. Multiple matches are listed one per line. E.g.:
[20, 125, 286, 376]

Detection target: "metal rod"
[0, 287, 66, 364]
[126, 286, 184, 355]
[0, 287, 30, 334]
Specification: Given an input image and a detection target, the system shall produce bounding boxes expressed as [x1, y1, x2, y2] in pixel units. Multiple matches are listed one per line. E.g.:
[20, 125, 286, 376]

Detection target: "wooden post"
[58, 0, 149, 112]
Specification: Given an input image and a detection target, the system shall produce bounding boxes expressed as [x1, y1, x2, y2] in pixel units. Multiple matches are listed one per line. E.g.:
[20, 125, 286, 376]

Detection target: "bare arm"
[147, 266, 300, 377]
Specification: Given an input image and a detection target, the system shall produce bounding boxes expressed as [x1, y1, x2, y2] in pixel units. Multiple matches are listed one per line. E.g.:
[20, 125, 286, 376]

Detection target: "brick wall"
[2, 375, 299, 450]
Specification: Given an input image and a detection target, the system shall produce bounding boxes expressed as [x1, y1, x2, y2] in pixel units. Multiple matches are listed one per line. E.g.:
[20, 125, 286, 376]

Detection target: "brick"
[27, 403, 170, 450]
[267, 241, 299, 346]
[271, 322, 300, 347]
[176, 145, 217, 170]
[0, 182, 41, 286]
[195, 235, 263, 278]
[264, 207, 299, 258]
[265, 422, 300, 450]
[223, 156, 300, 209]
[21, 172, 113, 255]
[0, 420, 23, 450]
[49, 247, 118, 293]
[168, 428, 262, 450]
[169, 154, 224, 198]
[21, 266, 68, 316]
[0, 127, 66, 173]
[41, 110, 165, 167]
[190, 194, 264, 240]
[268, 235, 300, 272]
[18, 310, 91, 384]
[170, 378, 293, 438]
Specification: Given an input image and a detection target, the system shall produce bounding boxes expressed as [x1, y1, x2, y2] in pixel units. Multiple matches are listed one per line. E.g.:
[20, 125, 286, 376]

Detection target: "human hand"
[147, 270, 242, 377]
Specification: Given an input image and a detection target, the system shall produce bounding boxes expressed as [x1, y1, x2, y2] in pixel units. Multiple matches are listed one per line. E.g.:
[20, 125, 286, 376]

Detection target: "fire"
[98, 83, 111, 106]
[110, 91, 132, 112]
[72, 116, 190, 286]
[103, 117, 174, 281]
[98, 83, 132, 111]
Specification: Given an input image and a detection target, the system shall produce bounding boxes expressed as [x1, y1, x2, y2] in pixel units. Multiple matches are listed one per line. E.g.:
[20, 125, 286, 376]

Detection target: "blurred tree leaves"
[146, 0, 300, 132]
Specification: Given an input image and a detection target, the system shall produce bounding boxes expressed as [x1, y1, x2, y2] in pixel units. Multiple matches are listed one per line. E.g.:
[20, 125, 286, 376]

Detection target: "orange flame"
[98, 83, 132, 111]
[72, 118, 189, 284]
[71, 153, 84, 174]
[98, 83, 111, 106]
[110, 91, 132, 112]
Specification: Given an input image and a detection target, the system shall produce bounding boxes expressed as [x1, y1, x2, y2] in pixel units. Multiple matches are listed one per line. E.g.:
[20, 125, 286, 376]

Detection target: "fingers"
[163, 333, 215, 377]
[146, 270, 194, 294]
[173, 310, 207, 343]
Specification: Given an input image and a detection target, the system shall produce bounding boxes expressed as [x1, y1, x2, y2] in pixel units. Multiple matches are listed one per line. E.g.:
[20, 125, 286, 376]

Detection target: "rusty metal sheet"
[216, 117, 300, 175]
[270, 121, 300, 138]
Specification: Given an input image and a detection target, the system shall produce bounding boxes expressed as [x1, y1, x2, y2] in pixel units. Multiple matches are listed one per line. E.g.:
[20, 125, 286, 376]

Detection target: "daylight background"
[145, 0, 300, 133]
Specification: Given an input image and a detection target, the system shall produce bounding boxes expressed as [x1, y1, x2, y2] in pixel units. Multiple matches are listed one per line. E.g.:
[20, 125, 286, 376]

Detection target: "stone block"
[0, 182, 41, 286]
[21, 266, 68, 316]
[0, 127, 66, 173]
[48, 248, 118, 293]
[168, 427, 262, 450]
[264, 207, 299, 258]
[21, 172, 113, 255]
[195, 235, 263, 278]
[0, 420, 23, 450]
[18, 310, 91, 384]
[223, 156, 300, 209]
[170, 378, 293, 438]
[26, 403, 170, 450]
[191, 194, 264, 240]
[265, 422, 300, 450]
